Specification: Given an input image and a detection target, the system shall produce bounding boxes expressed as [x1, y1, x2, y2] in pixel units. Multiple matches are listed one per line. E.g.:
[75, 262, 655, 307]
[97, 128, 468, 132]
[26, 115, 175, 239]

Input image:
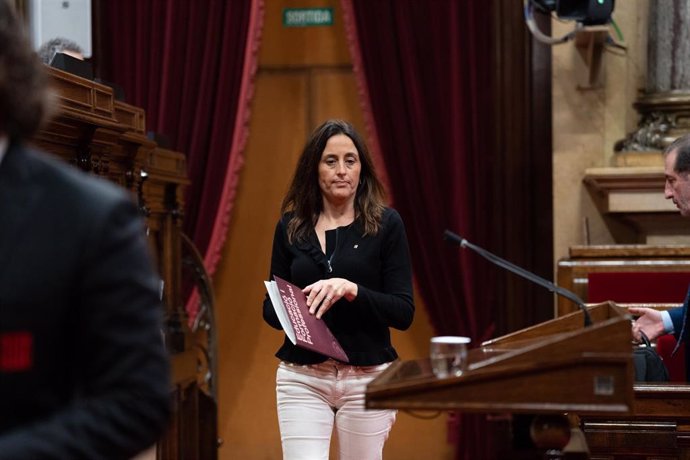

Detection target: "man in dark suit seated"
[632, 133, 690, 380]
[0, 1, 170, 458]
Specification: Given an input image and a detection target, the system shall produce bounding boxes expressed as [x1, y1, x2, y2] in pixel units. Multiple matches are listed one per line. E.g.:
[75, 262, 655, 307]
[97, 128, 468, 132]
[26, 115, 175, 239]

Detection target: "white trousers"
[276, 359, 397, 460]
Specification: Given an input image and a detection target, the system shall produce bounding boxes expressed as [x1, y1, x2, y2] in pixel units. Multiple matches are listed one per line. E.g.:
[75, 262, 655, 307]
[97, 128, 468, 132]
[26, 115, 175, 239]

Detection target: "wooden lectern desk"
[368, 302, 690, 459]
[367, 302, 634, 416]
[367, 302, 635, 458]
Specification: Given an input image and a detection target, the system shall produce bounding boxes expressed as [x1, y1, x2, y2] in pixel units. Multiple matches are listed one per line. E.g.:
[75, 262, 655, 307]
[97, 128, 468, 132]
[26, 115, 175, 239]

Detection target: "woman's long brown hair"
[281, 119, 386, 244]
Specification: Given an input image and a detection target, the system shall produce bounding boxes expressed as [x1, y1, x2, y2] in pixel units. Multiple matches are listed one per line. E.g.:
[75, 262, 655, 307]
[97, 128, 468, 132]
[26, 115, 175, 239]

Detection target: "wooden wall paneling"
[260, 0, 350, 68]
[312, 68, 366, 133]
[213, 71, 308, 459]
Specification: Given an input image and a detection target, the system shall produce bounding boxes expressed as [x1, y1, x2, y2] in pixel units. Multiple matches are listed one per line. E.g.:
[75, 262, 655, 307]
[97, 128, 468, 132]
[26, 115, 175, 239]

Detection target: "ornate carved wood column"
[615, 0, 690, 160]
[584, 1, 690, 243]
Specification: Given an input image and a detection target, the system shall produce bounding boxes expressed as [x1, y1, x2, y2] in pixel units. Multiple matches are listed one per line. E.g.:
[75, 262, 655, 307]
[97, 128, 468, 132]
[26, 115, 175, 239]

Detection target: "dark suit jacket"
[668, 297, 690, 380]
[0, 143, 170, 459]
[669, 306, 684, 336]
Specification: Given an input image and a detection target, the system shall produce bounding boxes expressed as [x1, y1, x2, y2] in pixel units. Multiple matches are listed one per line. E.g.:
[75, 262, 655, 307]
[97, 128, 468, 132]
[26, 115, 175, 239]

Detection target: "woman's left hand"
[303, 278, 358, 319]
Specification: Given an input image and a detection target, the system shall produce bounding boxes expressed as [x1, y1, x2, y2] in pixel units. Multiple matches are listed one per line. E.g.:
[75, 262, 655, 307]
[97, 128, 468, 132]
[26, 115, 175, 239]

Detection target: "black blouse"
[262, 207, 415, 366]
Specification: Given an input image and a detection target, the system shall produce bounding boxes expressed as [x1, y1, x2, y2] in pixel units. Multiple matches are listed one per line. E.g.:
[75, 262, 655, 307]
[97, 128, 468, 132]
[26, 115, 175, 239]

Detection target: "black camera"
[532, 0, 615, 25]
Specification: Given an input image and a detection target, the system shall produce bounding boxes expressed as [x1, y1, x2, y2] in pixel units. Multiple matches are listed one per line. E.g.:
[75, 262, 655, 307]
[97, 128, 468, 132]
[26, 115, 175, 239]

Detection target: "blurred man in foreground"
[0, 1, 170, 458]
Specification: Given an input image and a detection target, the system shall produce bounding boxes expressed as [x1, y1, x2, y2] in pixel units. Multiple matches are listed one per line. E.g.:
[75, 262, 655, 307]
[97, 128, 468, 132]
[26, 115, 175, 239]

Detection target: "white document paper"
[264, 280, 296, 345]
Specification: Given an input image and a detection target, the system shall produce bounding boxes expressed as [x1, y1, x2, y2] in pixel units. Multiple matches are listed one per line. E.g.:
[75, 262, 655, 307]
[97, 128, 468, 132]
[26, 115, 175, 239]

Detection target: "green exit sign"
[283, 8, 334, 27]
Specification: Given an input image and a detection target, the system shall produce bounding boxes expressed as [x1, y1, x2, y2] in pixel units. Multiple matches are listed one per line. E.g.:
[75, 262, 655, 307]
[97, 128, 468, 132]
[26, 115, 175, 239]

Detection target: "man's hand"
[628, 307, 667, 342]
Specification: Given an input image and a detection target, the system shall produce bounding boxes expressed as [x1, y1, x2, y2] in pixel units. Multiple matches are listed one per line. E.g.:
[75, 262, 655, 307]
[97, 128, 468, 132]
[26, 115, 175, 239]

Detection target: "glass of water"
[430, 336, 471, 378]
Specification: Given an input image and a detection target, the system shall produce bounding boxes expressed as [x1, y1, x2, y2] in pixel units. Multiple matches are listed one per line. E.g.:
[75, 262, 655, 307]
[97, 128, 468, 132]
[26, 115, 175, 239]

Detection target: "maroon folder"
[266, 275, 349, 363]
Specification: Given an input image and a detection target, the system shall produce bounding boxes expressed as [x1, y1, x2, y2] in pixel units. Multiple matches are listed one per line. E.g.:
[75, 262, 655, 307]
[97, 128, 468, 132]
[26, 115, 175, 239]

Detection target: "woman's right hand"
[303, 278, 358, 319]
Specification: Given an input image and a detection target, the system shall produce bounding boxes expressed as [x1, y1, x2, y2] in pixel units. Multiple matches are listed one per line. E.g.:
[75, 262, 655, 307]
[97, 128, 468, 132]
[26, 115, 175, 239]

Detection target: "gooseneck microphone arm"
[444, 230, 593, 327]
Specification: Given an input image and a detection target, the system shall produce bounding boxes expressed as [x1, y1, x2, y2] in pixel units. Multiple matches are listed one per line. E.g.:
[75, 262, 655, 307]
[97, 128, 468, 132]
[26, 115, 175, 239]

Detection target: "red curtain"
[341, 0, 495, 352]
[342, 1, 498, 458]
[96, 0, 263, 318]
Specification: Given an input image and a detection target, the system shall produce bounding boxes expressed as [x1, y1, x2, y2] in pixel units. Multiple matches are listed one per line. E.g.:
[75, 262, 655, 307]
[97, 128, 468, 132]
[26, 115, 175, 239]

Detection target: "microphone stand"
[444, 230, 593, 327]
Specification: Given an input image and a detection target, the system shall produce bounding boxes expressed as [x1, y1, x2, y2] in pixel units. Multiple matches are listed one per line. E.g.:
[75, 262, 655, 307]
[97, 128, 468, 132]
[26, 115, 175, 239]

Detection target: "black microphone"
[443, 229, 593, 327]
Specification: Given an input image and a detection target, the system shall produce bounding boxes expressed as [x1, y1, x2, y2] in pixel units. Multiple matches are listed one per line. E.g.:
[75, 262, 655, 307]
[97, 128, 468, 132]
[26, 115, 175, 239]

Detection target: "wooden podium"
[367, 302, 634, 416]
[368, 302, 690, 458]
